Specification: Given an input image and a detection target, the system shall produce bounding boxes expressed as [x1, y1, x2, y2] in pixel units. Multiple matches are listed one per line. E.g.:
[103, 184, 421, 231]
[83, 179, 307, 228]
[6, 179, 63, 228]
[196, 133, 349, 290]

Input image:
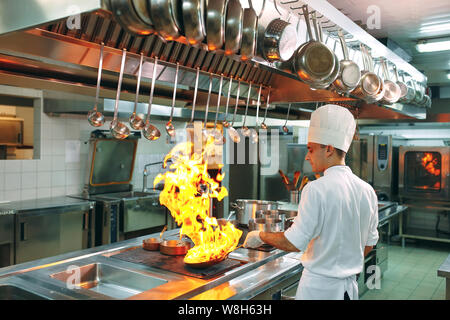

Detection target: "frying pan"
[240, 7, 258, 61]
[160, 239, 191, 255]
[182, 0, 206, 45]
[142, 238, 160, 251]
[185, 255, 228, 268]
[107, 0, 154, 36]
[332, 30, 361, 93]
[206, 0, 228, 51]
[150, 0, 183, 40]
[292, 6, 335, 87]
[224, 0, 243, 55]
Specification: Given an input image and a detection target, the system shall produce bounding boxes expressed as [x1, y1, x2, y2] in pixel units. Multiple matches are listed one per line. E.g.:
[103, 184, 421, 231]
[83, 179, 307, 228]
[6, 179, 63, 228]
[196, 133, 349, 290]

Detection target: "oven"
[399, 146, 450, 201]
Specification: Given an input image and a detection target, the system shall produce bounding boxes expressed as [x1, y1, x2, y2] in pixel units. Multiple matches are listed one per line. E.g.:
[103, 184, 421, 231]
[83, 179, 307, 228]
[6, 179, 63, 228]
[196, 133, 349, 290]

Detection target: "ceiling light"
[416, 38, 450, 53]
[447, 72, 450, 80]
[420, 22, 450, 33]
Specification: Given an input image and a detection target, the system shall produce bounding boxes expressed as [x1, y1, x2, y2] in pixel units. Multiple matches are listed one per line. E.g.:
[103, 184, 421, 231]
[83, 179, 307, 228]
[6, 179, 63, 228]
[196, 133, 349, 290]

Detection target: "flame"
[421, 153, 440, 176]
[153, 136, 242, 264]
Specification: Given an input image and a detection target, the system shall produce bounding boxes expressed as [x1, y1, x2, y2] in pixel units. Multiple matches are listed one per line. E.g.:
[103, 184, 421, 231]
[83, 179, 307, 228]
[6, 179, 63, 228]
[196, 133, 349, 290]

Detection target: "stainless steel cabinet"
[0, 211, 15, 268]
[15, 210, 90, 264]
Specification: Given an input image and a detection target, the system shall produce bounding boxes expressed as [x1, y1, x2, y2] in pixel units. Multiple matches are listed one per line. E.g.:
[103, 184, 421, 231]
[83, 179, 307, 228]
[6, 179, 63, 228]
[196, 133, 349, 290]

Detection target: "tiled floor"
[361, 240, 449, 300]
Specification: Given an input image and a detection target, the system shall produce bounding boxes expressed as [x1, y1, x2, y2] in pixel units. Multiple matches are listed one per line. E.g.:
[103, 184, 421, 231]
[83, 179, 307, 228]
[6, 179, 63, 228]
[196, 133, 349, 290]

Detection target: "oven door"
[399, 146, 450, 201]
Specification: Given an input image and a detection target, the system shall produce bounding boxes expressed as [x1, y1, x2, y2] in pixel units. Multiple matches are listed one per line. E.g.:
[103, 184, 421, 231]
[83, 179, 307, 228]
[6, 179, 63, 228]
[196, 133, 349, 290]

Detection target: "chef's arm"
[364, 245, 373, 257]
[260, 232, 300, 252]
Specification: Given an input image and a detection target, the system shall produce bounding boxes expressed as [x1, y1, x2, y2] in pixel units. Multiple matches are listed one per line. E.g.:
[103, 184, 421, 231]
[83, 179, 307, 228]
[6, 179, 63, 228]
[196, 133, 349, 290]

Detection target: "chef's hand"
[243, 231, 264, 248]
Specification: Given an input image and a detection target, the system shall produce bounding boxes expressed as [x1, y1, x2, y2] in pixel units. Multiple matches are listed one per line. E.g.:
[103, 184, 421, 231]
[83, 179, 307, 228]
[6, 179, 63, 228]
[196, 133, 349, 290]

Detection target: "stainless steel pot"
[240, 7, 258, 61]
[107, 0, 155, 36]
[182, 0, 206, 45]
[256, 209, 286, 226]
[206, 0, 228, 51]
[350, 44, 381, 102]
[150, 0, 182, 40]
[262, 18, 297, 62]
[248, 218, 284, 232]
[231, 199, 278, 225]
[224, 0, 243, 55]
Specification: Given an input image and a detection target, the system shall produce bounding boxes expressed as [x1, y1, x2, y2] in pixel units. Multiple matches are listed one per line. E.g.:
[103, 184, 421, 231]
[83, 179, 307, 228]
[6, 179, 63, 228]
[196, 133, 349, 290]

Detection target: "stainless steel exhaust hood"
[0, 0, 430, 121]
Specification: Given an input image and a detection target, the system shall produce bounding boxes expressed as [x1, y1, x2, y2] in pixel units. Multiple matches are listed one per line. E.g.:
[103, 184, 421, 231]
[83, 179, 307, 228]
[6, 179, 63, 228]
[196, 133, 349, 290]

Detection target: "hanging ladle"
[142, 56, 161, 141]
[227, 80, 241, 144]
[282, 103, 292, 133]
[87, 42, 106, 127]
[202, 74, 214, 141]
[260, 86, 271, 130]
[186, 67, 201, 130]
[241, 82, 252, 137]
[110, 48, 131, 140]
[166, 62, 180, 137]
[129, 52, 146, 130]
[222, 76, 233, 128]
[250, 84, 262, 144]
[212, 74, 226, 145]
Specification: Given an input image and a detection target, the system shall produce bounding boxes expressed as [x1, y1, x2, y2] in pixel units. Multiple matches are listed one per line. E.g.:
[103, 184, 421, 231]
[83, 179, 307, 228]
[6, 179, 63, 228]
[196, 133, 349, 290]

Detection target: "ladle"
[227, 80, 242, 143]
[110, 49, 131, 140]
[282, 103, 292, 133]
[240, 82, 252, 137]
[202, 74, 214, 141]
[260, 87, 271, 130]
[129, 52, 145, 130]
[166, 62, 180, 137]
[87, 42, 106, 127]
[212, 74, 226, 145]
[222, 77, 233, 128]
[186, 67, 201, 130]
[250, 84, 263, 144]
[142, 56, 161, 141]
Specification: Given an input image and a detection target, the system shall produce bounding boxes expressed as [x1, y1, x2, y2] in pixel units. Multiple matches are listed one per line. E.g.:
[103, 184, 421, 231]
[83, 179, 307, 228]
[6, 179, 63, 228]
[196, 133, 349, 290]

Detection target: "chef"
[244, 104, 379, 300]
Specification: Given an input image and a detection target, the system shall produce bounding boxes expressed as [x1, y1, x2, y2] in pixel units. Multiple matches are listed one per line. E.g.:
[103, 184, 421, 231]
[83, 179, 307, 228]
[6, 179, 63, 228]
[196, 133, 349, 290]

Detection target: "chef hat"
[307, 104, 356, 153]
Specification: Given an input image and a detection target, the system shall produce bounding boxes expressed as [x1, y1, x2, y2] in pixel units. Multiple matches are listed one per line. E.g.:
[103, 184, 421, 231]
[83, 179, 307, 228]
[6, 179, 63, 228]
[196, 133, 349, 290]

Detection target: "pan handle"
[230, 202, 241, 210]
[249, 0, 266, 19]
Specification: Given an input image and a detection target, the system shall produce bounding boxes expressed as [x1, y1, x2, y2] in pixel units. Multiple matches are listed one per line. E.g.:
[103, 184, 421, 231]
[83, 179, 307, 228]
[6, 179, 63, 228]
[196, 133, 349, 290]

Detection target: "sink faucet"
[142, 159, 171, 192]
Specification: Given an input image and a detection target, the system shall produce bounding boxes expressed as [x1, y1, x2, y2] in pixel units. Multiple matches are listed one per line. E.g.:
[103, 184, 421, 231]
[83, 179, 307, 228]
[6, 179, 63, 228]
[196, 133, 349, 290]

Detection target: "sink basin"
[0, 285, 48, 300]
[50, 263, 167, 299]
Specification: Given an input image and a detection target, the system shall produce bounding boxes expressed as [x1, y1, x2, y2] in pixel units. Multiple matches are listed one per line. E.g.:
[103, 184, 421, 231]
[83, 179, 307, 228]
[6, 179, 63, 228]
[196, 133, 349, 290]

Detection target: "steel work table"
[437, 254, 450, 300]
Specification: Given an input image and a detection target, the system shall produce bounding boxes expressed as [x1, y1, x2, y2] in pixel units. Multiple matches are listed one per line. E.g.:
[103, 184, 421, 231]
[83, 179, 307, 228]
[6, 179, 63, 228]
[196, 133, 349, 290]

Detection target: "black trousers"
[344, 291, 351, 300]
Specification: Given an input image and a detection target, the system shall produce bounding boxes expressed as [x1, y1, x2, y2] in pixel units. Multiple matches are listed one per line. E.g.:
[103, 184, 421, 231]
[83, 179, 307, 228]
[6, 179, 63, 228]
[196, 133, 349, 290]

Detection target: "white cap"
[307, 104, 356, 153]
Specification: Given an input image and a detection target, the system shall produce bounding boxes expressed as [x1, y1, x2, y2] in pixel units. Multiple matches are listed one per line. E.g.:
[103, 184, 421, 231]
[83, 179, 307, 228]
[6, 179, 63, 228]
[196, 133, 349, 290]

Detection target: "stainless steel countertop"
[0, 196, 94, 215]
[0, 228, 303, 300]
[438, 254, 450, 278]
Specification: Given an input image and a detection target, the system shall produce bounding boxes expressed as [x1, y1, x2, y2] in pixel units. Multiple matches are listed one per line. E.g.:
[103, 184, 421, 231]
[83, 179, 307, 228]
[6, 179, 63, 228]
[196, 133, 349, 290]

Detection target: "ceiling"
[327, 0, 450, 86]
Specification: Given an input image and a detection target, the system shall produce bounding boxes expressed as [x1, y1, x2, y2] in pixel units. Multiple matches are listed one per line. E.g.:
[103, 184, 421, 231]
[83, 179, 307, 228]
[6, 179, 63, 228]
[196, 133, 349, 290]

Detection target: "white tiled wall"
[0, 106, 187, 202]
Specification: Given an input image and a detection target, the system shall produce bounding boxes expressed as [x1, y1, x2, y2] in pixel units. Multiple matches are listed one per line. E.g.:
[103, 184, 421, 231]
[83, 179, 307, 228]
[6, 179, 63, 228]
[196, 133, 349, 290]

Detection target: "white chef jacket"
[284, 165, 379, 299]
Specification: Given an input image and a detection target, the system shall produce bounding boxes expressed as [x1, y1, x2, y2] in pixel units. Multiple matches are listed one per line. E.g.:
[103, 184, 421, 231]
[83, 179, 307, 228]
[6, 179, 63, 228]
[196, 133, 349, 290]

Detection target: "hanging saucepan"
[392, 64, 409, 103]
[240, 7, 258, 61]
[107, 0, 154, 36]
[379, 58, 401, 104]
[361, 45, 385, 103]
[150, 0, 183, 40]
[308, 13, 340, 89]
[292, 6, 336, 87]
[262, 18, 297, 62]
[350, 44, 381, 102]
[398, 71, 416, 104]
[205, 0, 228, 51]
[224, 0, 243, 55]
[332, 30, 361, 94]
[182, 0, 206, 45]
[412, 80, 424, 105]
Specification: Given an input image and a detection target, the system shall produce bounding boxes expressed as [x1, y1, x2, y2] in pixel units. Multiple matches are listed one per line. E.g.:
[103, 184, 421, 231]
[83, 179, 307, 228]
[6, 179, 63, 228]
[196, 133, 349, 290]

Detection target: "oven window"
[405, 151, 441, 192]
